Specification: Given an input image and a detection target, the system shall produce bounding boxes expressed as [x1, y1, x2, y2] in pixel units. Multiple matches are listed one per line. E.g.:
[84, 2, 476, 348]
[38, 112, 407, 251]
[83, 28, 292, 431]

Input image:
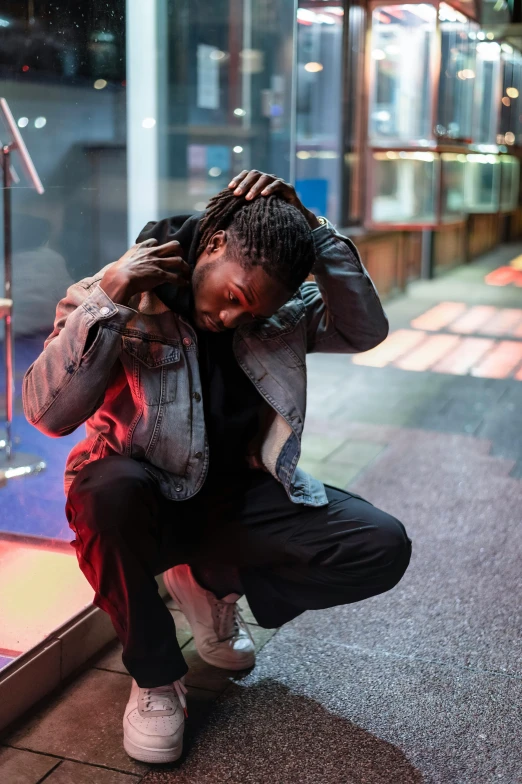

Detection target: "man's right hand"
[99, 238, 192, 306]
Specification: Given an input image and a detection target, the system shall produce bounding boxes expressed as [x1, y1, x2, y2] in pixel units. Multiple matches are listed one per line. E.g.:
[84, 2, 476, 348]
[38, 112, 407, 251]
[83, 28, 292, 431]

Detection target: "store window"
[0, 0, 296, 677]
[295, 2, 344, 223]
[369, 3, 437, 146]
[436, 3, 478, 143]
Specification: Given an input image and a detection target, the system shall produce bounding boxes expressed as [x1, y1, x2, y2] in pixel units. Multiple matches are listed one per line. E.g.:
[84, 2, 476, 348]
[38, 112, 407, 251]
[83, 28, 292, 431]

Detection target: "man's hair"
[196, 186, 317, 292]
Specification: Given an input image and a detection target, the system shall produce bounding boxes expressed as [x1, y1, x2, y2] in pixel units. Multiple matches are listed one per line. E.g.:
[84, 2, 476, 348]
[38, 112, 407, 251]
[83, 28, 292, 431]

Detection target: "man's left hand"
[227, 169, 321, 230]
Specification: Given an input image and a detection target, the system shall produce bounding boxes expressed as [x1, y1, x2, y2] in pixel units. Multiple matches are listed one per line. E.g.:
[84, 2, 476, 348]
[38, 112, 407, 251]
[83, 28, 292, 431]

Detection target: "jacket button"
[99, 306, 110, 316]
[194, 451, 202, 459]
[175, 484, 183, 492]
[183, 337, 192, 346]
[193, 391, 201, 402]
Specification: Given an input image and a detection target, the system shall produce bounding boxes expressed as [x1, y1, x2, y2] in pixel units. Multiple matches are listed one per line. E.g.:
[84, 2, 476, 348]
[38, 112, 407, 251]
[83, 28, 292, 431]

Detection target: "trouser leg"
[65, 456, 190, 687]
[189, 472, 412, 629]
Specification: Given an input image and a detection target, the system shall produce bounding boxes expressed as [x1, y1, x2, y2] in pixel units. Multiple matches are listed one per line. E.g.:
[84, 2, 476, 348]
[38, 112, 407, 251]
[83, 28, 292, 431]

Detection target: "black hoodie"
[136, 213, 263, 490]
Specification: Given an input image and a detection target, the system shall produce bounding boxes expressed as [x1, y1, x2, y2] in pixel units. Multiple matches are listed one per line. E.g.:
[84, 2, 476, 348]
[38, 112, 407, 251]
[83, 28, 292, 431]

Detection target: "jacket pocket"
[121, 335, 182, 405]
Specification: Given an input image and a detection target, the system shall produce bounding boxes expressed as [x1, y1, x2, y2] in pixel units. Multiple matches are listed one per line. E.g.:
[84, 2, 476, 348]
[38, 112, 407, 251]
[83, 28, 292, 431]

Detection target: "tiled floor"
[1, 244, 522, 782]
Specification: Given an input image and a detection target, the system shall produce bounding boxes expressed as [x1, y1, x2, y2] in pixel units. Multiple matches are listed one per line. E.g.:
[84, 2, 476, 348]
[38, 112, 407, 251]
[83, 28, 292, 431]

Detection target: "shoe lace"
[214, 596, 255, 646]
[143, 678, 188, 717]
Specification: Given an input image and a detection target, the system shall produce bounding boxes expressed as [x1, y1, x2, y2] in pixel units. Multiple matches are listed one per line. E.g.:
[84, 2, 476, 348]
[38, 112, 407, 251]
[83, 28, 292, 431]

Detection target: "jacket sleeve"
[301, 221, 389, 354]
[22, 270, 137, 437]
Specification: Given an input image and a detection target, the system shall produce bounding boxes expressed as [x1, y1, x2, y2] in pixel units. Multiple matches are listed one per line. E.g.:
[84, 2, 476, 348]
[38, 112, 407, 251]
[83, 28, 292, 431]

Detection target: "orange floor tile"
[447, 306, 498, 335]
[470, 340, 522, 379]
[476, 308, 522, 337]
[431, 337, 495, 376]
[352, 329, 428, 368]
[410, 302, 467, 332]
[394, 334, 461, 372]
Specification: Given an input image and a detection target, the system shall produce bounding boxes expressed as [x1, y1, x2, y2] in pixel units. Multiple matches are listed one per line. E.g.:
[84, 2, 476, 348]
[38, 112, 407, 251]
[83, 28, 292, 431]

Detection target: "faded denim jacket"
[22, 213, 389, 506]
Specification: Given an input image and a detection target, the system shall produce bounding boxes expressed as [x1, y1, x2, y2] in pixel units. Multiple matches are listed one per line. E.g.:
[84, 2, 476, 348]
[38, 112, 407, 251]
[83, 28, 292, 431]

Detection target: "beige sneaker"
[123, 677, 188, 763]
[164, 563, 256, 670]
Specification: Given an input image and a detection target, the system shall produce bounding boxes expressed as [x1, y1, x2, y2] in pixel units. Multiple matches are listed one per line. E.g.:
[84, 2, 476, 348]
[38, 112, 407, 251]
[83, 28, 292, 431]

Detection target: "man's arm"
[301, 219, 389, 354]
[22, 268, 136, 437]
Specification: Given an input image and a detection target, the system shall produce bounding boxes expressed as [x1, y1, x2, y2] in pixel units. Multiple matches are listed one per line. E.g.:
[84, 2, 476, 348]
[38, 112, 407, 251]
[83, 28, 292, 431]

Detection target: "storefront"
[0, 0, 520, 728]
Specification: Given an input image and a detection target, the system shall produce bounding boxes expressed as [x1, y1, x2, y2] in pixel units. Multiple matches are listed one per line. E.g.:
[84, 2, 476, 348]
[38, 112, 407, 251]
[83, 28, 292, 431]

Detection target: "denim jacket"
[22, 213, 389, 506]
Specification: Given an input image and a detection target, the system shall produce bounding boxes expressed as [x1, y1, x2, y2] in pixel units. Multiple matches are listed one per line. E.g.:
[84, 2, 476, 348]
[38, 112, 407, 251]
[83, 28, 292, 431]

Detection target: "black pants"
[65, 457, 412, 688]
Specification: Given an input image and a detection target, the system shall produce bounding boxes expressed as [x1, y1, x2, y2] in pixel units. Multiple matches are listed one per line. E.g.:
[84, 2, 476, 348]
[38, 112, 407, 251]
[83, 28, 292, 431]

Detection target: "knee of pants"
[372, 512, 412, 584]
[66, 456, 158, 536]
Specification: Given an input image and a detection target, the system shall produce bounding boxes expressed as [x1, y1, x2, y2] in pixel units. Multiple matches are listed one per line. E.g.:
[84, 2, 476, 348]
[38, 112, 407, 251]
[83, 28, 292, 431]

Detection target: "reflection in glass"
[369, 3, 437, 145]
[440, 153, 467, 220]
[437, 4, 478, 143]
[295, 4, 344, 223]
[464, 153, 501, 211]
[371, 151, 438, 223]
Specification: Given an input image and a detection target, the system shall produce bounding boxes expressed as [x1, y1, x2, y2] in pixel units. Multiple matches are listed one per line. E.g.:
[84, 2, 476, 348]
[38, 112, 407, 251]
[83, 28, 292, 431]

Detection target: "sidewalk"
[2, 244, 522, 783]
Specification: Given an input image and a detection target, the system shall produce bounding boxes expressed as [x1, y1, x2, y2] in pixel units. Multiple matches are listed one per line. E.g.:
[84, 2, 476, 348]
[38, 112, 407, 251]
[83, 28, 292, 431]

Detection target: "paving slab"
[43, 759, 140, 783]
[0, 745, 60, 784]
[140, 632, 521, 784]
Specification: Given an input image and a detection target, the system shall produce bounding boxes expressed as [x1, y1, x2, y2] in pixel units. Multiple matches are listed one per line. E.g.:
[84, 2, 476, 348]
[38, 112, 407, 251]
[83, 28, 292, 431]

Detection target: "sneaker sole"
[124, 734, 183, 764]
[164, 568, 256, 671]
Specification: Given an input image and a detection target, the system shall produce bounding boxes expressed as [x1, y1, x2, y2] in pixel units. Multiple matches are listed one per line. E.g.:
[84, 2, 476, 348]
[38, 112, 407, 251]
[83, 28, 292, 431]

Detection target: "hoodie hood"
[135, 211, 204, 318]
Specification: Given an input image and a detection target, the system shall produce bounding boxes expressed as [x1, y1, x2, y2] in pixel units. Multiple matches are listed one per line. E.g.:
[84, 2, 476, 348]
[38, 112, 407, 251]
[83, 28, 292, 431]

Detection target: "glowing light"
[458, 69, 475, 79]
[477, 31, 486, 40]
[34, 117, 46, 129]
[94, 79, 107, 90]
[142, 117, 156, 129]
[297, 151, 311, 159]
[208, 167, 221, 177]
[507, 87, 519, 98]
[209, 49, 226, 60]
[233, 146, 243, 153]
[501, 43, 513, 53]
[502, 97, 511, 106]
[304, 62, 324, 72]
[505, 131, 515, 144]
[486, 32, 495, 40]
[372, 49, 386, 60]
[17, 117, 28, 128]
[22, 65, 29, 72]
[476, 41, 501, 59]
[234, 108, 246, 116]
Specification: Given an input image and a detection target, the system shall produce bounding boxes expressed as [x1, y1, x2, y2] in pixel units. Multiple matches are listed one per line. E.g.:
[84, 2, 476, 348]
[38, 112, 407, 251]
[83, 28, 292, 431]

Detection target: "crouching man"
[23, 170, 412, 764]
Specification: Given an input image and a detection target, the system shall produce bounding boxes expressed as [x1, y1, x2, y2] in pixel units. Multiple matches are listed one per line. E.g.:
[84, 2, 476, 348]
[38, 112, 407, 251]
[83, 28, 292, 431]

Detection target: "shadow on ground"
[145, 679, 423, 784]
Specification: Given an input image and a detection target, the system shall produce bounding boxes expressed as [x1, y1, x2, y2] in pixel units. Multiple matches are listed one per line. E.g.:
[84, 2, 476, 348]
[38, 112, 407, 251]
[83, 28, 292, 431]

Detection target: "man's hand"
[100, 239, 191, 306]
[228, 169, 321, 230]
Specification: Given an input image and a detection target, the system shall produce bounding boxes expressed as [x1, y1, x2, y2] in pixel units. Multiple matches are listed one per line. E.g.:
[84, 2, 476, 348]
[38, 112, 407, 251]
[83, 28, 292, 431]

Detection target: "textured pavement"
[2, 245, 522, 783]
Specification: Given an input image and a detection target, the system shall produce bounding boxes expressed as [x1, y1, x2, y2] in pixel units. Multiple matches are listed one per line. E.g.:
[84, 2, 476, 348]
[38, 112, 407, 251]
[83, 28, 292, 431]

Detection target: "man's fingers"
[156, 256, 191, 277]
[154, 239, 183, 255]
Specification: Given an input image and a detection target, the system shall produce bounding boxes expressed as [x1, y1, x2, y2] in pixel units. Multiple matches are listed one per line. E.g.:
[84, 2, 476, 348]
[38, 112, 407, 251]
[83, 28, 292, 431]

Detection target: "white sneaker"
[164, 563, 256, 670]
[123, 677, 188, 764]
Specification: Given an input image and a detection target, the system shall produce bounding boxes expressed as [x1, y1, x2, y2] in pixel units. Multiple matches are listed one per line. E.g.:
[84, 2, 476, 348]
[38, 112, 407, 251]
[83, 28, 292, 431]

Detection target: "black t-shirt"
[195, 326, 264, 492]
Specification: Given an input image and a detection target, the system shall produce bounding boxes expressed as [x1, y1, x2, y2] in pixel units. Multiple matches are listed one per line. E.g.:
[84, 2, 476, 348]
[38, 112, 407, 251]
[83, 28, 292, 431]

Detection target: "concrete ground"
[2, 244, 522, 783]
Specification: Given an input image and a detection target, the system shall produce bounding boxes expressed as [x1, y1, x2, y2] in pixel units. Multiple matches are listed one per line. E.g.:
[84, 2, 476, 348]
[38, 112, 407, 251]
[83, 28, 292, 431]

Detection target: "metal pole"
[3, 144, 13, 461]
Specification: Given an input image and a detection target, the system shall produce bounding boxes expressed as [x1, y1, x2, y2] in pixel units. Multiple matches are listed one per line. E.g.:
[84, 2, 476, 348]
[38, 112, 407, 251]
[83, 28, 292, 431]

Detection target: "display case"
[499, 154, 520, 212]
[464, 153, 501, 212]
[366, 0, 513, 232]
[371, 151, 438, 223]
[499, 46, 522, 147]
[368, 3, 438, 147]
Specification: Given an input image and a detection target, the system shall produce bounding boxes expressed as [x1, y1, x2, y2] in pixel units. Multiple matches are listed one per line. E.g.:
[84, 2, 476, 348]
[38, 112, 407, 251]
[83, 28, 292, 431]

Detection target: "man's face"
[191, 229, 291, 331]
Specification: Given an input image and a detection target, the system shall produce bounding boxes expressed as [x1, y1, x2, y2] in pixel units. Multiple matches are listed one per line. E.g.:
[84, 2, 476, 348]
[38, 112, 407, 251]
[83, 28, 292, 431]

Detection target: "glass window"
[436, 4, 478, 143]
[295, 3, 344, 224]
[500, 154, 520, 212]
[368, 3, 437, 145]
[371, 151, 438, 224]
[441, 152, 467, 220]
[499, 46, 522, 147]
[472, 40, 502, 145]
[464, 153, 501, 211]
[0, 0, 297, 677]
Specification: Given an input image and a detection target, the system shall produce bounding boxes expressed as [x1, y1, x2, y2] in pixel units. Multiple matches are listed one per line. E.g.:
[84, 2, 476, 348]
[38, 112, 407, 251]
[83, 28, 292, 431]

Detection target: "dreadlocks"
[196, 187, 317, 293]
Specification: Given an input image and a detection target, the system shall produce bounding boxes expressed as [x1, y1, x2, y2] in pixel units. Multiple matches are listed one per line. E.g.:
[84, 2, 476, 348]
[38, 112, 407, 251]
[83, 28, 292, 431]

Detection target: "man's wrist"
[305, 210, 321, 230]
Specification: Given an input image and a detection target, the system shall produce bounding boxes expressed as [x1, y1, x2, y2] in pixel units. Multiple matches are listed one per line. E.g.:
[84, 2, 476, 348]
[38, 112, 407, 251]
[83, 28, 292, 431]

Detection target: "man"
[23, 170, 412, 764]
